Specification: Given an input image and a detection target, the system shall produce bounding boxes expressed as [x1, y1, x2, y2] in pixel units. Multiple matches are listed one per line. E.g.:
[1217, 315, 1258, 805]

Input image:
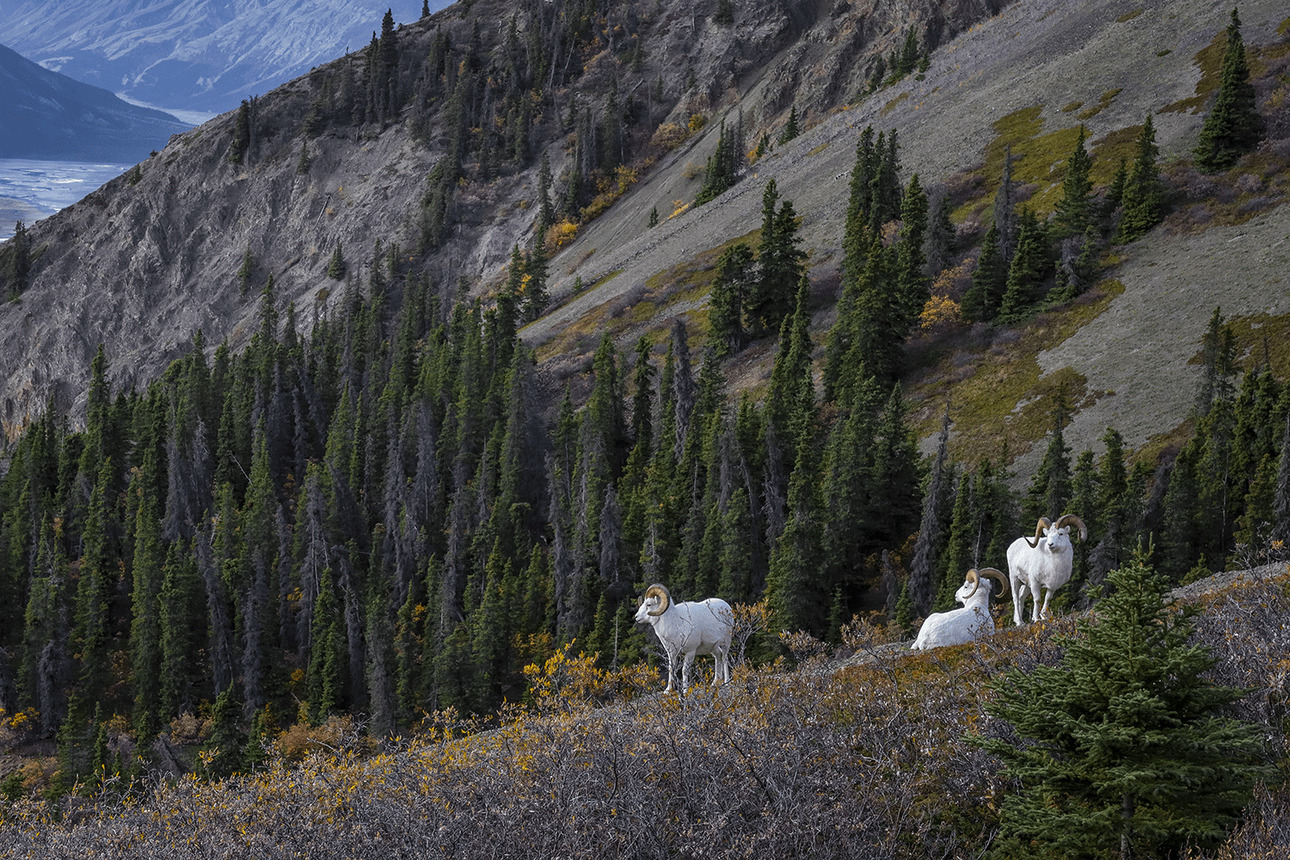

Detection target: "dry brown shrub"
[2, 576, 1285, 859]
[649, 122, 690, 150]
[275, 715, 359, 762]
[166, 712, 212, 746]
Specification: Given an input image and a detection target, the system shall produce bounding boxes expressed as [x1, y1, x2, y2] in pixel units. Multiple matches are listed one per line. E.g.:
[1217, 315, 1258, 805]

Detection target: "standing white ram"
[911, 568, 1010, 650]
[1007, 514, 1088, 624]
[634, 583, 733, 694]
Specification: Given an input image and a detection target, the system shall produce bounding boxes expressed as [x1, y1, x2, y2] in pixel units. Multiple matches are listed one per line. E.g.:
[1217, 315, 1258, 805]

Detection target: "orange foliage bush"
[522, 641, 658, 713]
[919, 294, 962, 334]
[545, 219, 578, 252]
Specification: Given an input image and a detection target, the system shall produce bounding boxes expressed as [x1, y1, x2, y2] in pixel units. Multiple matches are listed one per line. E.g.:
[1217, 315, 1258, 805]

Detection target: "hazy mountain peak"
[0, 0, 445, 114]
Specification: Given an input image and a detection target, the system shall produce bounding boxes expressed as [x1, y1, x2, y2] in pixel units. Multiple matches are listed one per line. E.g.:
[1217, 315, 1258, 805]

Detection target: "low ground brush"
[1, 573, 1286, 858]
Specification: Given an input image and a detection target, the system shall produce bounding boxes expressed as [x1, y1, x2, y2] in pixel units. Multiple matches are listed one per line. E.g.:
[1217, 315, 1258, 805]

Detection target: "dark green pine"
[1053, 126, 1093, 238]
[1117, 115, 1163, 243]
[1194, 8, 1265, 173]
[975, 553, 1271, 858]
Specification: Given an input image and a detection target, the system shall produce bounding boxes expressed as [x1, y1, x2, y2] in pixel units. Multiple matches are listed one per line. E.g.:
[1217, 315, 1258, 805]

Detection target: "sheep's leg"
[663, 651, 676, 693]
[681, 652, 694, 693]
[1037, 588, 1053, 621]
[1012, 582, 1028, 626]
[711, 648, 727, 686]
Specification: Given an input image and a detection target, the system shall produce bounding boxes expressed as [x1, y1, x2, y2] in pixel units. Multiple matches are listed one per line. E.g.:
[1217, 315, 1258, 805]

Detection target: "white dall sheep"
[1007, 514, 1088, 624]
[634, 583, 733, 693]
[911, 568, 1010, 650]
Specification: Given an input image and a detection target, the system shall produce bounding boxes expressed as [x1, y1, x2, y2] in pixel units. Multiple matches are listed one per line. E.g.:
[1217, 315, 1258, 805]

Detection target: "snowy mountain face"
[0, 42, 190, 161]
[0, 0, 445, 115]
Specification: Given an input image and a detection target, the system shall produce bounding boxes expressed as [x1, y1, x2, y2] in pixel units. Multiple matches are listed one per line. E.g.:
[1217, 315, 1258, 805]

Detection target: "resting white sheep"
[1008, 514, 1088, 624]
[634, 583, 733, 693]
[911, 568, 1010, 650]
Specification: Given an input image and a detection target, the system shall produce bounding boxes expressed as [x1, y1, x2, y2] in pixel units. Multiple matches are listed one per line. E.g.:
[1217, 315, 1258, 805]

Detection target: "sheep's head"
[634, 584, 671, 622]
[957, 568, 1010, 604]
[1024, 514, 1088, 551]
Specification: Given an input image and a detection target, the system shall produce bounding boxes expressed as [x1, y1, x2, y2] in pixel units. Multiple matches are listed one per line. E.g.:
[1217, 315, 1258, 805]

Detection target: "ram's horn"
[1055, 514, 1088, 542]
[644, 583, 671, 617]
[964, 568, 981, 598]
[976, 567, 1010, 600]
[1023, 517, 1053, 548]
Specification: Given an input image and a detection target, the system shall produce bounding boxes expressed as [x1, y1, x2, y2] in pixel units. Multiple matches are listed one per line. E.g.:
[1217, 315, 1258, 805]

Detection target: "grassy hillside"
[2, 563, 1287, 858]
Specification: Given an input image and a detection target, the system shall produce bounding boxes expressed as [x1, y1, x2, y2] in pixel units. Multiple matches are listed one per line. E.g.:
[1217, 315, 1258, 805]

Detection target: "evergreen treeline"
[294, 1, 673, 256]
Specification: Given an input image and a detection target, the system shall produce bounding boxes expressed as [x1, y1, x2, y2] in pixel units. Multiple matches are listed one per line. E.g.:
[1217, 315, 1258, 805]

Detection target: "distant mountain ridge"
[0, 0, 446, 115]
[0, 42, 190, 162]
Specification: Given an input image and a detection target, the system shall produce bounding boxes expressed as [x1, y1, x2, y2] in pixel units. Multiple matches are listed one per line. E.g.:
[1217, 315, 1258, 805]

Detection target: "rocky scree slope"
[527, 0, 1290, 466]
[0, 0, 1001, 432]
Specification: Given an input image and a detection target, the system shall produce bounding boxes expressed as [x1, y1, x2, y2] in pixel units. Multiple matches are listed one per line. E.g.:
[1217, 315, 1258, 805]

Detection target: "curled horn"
[644, 583, 671, 617]
[1024, 517, 1053, 548]
[1055, 514, 1088, 542]
[964, 568, 981, 598]
[975, 567, 1010, 600]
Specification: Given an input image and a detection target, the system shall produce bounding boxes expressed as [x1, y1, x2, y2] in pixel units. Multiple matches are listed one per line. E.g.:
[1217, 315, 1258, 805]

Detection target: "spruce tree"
[895, 173, 929, 330]
[962, 221, 1007, 323]
[1195, 306, 1238, 418]
[997, 209, 1051, 322]
[1271, 411, 1290, 546]
[708, 242, 754, 356]
[1117, 115, 1163, 243]
[1053, 126, 1093, 239]
[5, 220, 31, 297]
[765, 430, 826, 637]
[327, 243, 347, 279]
[1025, 395, 1073, 524]
[748, 181, 805, 335]
[908, 406, 952, 615]
[976, 552, 1270, 858]
[696, 120, 742, 204]
[868, 130, 902, 232]
[229, 99, 252, 164]
[1194, 8, 1264, 173]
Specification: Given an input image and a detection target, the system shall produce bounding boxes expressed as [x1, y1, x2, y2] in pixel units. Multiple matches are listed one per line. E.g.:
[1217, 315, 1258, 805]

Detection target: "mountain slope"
[0, 42, 189, 162]
[0, 0, 445, 115]
[0, 0, 1286, 459]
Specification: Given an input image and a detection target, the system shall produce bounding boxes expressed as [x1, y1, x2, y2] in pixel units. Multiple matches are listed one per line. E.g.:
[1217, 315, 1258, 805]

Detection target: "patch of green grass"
[1060, 101, 1084, 113]
[911, 281, 1125, 465]
[807, 142, 829, 157]
[1076, 87, 1121, 120]
[1280, 16, 1290, 37]
[1117, 9, 1144, 23]
[538, 234, 758, 364]
[956, 105, 1085, 216]
[1156, 49, 1172, 57]
[1222, 313, 1290, 378]
[1161, 30, 1228, 114]
[1088, 123, 1144, 185]
[1136, 418, 1196, 469]
[881, 92, 910, 116]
